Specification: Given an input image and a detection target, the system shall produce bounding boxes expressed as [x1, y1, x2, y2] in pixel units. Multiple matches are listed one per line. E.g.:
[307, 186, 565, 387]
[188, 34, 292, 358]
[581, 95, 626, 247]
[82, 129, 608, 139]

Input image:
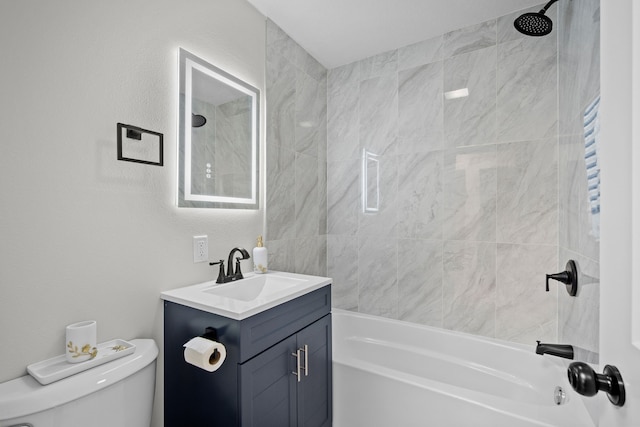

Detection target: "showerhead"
[514, 12, 552, 36]
[192, 113, 207, 128]
[513, 0, 558, 37]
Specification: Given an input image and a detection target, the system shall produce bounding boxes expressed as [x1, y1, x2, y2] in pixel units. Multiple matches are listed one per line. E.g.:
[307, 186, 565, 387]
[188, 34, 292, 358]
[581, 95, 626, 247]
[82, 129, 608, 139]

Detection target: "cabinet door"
[296, 315, 332, 427]
[239, 335, 297, 427]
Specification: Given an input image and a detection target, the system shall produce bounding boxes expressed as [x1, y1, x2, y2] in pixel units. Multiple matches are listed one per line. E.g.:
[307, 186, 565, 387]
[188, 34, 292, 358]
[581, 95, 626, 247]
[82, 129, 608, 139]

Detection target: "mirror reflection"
[178, 48, 259, 209]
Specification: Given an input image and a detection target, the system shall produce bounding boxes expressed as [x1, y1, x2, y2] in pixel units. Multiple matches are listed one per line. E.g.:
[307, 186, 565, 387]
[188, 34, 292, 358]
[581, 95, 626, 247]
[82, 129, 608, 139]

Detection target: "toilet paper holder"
[201, 327, 219, 341]
[200, 327, 221, 363]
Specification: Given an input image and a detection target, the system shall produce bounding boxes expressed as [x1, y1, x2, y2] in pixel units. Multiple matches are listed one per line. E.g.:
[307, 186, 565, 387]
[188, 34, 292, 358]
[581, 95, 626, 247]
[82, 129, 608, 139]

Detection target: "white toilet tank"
[0, 339, 158, 427]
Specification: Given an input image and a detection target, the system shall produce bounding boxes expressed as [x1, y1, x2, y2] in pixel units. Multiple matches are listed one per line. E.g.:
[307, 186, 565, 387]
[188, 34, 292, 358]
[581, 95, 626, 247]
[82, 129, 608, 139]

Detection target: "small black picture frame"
[117, 123, 164, 166]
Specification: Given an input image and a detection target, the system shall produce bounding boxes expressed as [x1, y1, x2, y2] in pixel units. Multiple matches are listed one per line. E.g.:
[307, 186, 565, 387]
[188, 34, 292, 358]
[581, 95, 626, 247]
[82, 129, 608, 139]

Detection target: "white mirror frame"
[177, 48, 260, 209]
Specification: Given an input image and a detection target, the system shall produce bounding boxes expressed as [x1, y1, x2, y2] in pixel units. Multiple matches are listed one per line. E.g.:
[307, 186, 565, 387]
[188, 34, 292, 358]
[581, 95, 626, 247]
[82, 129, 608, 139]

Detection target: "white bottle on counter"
[253, 235, 268, 274]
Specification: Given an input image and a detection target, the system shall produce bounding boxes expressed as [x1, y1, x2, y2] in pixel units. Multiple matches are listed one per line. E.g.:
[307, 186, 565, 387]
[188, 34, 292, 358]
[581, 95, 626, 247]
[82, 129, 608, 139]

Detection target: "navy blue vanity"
[162, 274, 332, 427]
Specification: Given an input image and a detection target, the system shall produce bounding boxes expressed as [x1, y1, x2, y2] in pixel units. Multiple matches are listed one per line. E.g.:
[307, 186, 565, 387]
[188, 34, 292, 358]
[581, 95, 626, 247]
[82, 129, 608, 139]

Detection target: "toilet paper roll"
[183, 337, 226, 372]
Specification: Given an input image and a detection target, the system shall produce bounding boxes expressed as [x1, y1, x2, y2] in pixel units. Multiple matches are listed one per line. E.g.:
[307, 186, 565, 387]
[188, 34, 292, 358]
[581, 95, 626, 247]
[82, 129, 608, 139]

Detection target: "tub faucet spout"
[536, 341, 574, 359]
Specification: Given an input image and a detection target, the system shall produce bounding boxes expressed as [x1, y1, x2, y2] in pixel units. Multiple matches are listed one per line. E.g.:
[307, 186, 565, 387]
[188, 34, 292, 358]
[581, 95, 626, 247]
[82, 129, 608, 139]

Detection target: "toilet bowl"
[0, 339, 158, 427]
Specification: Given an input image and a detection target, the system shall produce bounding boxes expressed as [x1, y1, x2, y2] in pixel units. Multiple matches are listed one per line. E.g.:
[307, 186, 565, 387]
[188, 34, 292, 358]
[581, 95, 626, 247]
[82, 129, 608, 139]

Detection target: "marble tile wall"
[558, 0, 601, 358]
[264, 1, 600, 352]
[326, 2, 599, 349]
[265, 20, 328, 276]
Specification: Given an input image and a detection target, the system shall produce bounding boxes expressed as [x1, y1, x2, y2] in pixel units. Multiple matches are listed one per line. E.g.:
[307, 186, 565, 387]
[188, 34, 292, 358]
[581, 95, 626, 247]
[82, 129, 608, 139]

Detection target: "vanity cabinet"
[240, 314, 331, 427]
[164, 285, 332, 427]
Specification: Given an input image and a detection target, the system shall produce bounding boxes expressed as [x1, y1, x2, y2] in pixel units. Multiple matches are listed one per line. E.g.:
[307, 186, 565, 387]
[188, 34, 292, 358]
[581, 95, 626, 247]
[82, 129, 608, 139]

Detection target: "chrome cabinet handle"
[303, 344, 309, 376]
[292, 348, 301, 382]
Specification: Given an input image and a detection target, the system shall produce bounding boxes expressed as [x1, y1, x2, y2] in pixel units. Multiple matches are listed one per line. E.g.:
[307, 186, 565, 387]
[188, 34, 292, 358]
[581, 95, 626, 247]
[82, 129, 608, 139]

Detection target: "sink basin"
[203, 274, 306, 302]
[160, 271, 332, 320]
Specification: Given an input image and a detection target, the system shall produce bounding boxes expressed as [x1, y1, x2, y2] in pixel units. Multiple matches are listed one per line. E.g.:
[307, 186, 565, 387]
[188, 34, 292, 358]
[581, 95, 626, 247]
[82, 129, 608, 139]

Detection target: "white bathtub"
[332, 309, 595, 427]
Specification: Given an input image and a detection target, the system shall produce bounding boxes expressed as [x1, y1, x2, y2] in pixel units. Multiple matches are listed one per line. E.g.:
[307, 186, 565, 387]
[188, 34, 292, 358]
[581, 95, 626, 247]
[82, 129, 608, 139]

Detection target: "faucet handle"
[209, 260, 225, 283]
[235, 257, 245, 280]
[545, 260, 578, 296]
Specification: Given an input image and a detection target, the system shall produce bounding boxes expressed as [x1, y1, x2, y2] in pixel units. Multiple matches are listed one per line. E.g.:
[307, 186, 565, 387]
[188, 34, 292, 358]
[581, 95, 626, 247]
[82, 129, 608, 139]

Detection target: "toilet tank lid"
[0, 339, 158, 421]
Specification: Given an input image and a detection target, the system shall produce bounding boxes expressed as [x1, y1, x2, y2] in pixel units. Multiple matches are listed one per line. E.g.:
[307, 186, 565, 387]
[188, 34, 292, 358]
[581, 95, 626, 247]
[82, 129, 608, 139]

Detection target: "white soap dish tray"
[27, 339, 136, 385]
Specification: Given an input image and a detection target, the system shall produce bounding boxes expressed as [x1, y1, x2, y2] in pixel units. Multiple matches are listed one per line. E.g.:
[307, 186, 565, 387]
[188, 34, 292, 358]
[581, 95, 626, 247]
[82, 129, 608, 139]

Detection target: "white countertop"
[160, 271, 332, 320]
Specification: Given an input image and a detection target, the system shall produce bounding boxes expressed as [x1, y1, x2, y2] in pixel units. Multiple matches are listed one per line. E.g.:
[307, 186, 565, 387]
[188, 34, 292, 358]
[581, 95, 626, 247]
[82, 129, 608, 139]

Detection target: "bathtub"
[332, 309, 595, 427]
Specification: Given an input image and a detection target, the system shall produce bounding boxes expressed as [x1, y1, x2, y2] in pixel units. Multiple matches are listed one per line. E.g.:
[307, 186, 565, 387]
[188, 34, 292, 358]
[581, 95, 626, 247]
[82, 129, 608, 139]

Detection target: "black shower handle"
[546, 271, 571, 291]
[545, 260, 578, 296]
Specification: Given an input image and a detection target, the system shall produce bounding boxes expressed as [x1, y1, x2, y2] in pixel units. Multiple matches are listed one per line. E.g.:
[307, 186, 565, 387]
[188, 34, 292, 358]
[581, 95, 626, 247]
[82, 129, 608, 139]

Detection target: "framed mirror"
[177, 48, 260, 209]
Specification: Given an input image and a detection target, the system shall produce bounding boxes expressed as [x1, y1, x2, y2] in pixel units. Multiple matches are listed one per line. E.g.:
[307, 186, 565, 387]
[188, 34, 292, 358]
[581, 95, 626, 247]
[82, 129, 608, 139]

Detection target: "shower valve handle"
[546, 272, 570, 291]
[545, 260, 578, 296]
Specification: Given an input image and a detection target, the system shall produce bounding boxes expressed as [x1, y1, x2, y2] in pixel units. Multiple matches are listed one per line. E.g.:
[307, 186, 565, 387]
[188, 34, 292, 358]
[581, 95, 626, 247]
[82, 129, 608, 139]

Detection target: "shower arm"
[540, 0, 559, 14]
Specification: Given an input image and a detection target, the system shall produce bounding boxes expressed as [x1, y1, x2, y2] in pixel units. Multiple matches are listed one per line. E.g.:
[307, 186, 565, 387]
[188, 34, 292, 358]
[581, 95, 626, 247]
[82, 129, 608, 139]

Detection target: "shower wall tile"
[443, 145, 497, 242]
[398, 62, 443, 144]
[558, 0, 600, 136]
[398, 239, 443, 327]
[266, 54, 296, 152]
[360, 49, 398, 80]
[328, 60, 361, 92]
[327, 159, 359, 235]
[295, 152, 319, 238]
[398, 36, 443, 70]
[497, 35, 557, 142]
[266, 19, 297, 64]
[327, 235, 359, 310]
[295, 44, 327, 82]
[266, 143, 295, 240]
[294, 235, 327, 276]
[443, 241, 496, 336]
[295, 70, 326, 157]
[578, 182, 600, 262]
[358, 234, 398, 318]
[558, 0, 600, 265]
[559, 134, 584, 254]
[557, 0, 600, 358]
[266, 21, 328, 278]
[443, 46, 497, 148]
[319, 3, 598, 350]
[496, 243, 558, 344]
[443, 19, 497, 58]
[359, 74, 398, 156]
[496, 138, 558, 245]
[397, 151, 443, 239]
[558, 248, 599, 359]
[327, 72, 360, 162]
[318, 159, 328, 235]
[397, 136, 444, 157]
[266, 238, 296, 273]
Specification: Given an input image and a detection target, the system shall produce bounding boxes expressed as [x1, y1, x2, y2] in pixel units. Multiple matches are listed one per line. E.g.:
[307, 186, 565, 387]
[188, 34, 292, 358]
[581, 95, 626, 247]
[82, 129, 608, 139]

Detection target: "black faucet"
[536, 341, 574, 359]
[209, 247, 251, 283]
[227, 247, 251, 280]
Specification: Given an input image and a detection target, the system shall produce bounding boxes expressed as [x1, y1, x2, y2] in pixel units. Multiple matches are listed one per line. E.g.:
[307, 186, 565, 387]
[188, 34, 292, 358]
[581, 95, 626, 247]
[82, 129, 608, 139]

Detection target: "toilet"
[0, 339, 158, 427]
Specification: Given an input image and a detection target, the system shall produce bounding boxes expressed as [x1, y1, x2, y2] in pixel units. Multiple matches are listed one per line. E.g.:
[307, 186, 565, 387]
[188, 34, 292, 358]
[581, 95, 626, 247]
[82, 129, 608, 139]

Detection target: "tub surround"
[325, 4, 562, 343]
[264, 2, 600, 353]
[265, 20, 328, 277]
[319, 1, 600, 355]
